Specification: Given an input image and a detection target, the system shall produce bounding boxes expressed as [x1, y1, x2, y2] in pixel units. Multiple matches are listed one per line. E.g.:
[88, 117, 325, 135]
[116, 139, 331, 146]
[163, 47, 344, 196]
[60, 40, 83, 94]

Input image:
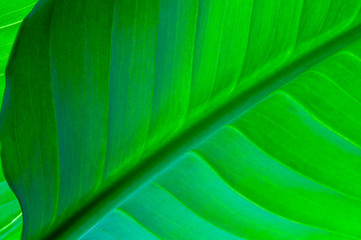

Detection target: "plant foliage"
[1, 0, 361, 239]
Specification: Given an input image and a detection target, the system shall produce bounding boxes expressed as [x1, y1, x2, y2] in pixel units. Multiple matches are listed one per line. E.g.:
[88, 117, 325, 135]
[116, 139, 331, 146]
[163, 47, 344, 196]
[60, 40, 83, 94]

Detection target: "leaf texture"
[1, 0, 361, 239]
[0, 0, 36, 97]
[0, 1, 37, 239]
[0, 159, 22, 240]
[83, 39, 361, 240]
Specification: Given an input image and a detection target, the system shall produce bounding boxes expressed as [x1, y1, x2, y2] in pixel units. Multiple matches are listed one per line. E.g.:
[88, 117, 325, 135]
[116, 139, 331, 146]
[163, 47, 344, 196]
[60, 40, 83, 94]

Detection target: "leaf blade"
[2, 0, 361, 239]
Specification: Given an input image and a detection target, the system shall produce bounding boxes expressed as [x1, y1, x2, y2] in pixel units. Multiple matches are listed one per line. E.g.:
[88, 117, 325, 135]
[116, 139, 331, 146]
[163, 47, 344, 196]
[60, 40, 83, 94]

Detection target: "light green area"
[1, 0, 361, 239]
[0, 1, 37, 239]
[0, 158, 22, 240]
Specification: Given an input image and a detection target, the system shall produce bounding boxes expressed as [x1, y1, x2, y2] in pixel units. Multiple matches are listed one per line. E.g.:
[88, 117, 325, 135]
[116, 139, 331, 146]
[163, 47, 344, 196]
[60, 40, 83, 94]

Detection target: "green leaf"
[1, 0, 361, 239]
[0, 1, 36, 239]
[0, 0, 36, 98]
[0, 158, 22, 240]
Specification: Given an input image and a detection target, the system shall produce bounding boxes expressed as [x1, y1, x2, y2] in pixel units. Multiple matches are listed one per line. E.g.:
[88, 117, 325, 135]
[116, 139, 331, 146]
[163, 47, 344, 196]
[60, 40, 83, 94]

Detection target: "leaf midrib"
[45, 24, 361, 240]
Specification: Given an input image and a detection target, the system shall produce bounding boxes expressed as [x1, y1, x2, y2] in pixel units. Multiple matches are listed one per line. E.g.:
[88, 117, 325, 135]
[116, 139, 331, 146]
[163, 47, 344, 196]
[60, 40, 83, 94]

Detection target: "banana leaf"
[1, 0, 361, 239]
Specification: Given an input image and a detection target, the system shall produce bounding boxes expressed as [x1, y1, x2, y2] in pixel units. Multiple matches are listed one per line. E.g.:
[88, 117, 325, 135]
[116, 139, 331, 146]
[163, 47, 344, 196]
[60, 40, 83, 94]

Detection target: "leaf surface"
[83, 39, 361, 239]
[0, 0, 36, 96]
[0, 159, 22, 240]
[1, 0, 361, 239]
[0, 1, 36, 239]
